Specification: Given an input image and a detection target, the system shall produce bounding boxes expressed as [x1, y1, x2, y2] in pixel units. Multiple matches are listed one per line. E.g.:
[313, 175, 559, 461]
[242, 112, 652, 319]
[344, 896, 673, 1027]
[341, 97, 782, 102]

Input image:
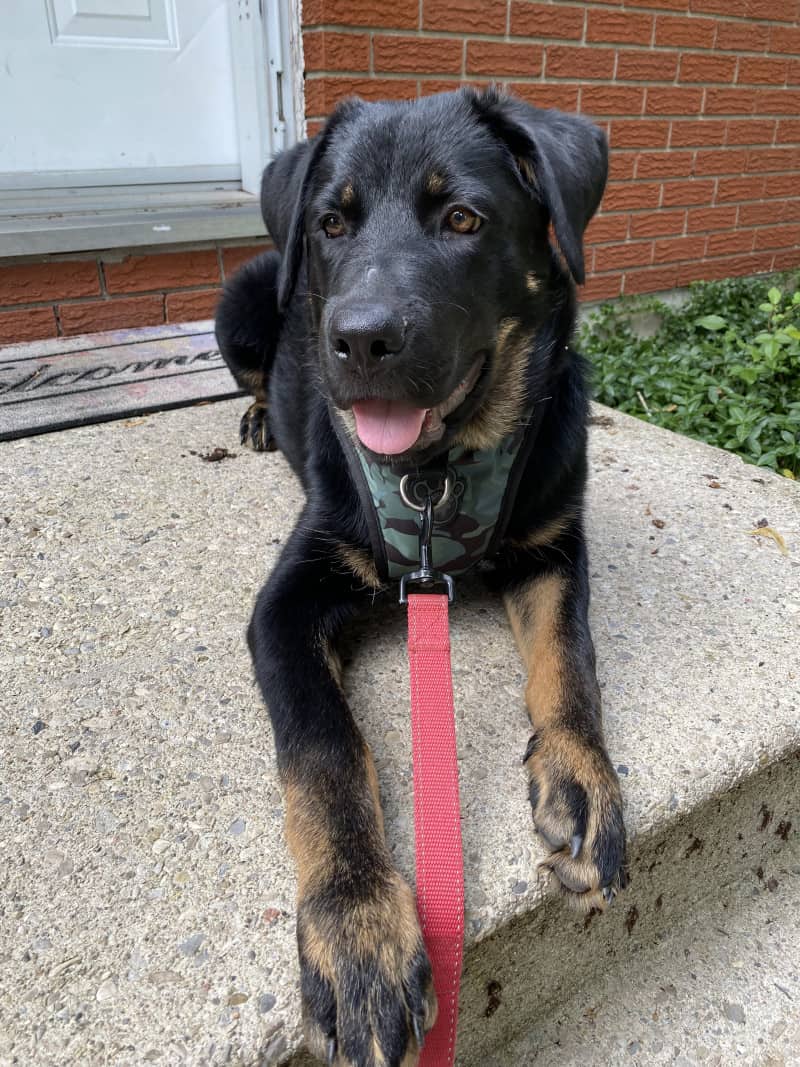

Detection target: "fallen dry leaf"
[747, 527, 788, 556]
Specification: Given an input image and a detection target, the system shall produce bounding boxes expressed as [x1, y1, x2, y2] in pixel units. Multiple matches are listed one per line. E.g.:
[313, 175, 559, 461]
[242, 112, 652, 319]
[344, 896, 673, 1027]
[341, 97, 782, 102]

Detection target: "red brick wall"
[303, 0, 800, 301]
[0, 241, 271, 346]
[2, 0, 798, 346]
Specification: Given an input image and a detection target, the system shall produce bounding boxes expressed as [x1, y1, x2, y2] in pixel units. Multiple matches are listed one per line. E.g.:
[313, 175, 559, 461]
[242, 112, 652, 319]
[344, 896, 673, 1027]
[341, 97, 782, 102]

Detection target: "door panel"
[0, 0, 239, 178]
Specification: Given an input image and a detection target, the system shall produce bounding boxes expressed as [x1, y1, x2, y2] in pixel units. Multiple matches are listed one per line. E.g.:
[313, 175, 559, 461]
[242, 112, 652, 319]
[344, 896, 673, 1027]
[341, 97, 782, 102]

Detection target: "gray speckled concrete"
[0, 401, 798, 1066]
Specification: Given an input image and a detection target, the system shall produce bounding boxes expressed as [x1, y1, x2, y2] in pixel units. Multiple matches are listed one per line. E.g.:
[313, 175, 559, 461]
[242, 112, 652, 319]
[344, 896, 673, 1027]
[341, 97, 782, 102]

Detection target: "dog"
[215, 87, 627, 1067]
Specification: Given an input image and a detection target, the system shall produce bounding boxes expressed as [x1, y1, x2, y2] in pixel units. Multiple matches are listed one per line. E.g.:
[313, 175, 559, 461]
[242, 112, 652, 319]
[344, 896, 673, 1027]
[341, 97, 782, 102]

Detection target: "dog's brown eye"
[445, 207, 481, 235]
[321, 213, 346, 238]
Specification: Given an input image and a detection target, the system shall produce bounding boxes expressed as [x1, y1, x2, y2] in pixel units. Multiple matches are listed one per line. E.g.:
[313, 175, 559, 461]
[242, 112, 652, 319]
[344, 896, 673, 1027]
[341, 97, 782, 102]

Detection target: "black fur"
[215, 88, 626, 1067]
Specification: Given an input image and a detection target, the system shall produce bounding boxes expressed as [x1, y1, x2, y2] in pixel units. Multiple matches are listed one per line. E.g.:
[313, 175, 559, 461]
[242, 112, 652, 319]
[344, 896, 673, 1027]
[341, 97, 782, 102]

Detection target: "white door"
[1, 0, 241, 183]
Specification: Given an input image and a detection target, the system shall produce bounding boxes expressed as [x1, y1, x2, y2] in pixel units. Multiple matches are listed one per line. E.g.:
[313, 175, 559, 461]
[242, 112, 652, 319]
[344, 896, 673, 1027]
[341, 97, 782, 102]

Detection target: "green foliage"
[579, 274, 800, 478]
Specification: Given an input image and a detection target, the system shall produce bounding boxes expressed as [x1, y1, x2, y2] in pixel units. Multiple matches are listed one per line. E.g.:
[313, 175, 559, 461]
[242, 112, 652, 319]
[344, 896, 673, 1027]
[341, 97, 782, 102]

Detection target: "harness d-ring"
[399, 473, 452, 513]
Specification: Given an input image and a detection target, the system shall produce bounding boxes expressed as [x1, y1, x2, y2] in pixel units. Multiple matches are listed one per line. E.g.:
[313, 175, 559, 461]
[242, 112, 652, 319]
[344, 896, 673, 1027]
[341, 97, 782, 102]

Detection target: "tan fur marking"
[321, 637, 344, 690]
[335, 543, 383, 590]
[284, 778, 335, 898]
[526, 271, 540, 294]
[517, 156, 536, 186]
[454, 317, 531, 451]
[426, 171, 445, 194]
[240, 370, 267, 402]
[505, 573, 565, 729]
[506, 513, 574, 552]
[340, 181, 355, 207]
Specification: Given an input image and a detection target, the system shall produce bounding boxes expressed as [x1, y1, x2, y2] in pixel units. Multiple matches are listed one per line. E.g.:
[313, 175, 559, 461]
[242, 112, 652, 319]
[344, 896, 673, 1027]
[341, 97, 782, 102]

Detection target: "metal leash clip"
[398, 494, 456, 605]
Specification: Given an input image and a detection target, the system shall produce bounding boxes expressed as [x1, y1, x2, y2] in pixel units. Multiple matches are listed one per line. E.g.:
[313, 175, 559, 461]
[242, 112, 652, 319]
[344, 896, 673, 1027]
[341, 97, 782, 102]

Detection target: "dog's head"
[262, 88, 607, 463]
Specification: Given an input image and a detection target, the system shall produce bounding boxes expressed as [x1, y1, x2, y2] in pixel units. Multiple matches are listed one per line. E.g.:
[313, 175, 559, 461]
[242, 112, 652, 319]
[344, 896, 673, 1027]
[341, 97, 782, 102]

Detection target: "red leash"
[407, 593, 464, 1066]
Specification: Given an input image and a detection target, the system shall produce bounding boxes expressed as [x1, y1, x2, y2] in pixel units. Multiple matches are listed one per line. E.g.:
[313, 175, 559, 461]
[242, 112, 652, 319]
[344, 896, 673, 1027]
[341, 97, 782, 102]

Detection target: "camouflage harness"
[335, 408, 541, 583]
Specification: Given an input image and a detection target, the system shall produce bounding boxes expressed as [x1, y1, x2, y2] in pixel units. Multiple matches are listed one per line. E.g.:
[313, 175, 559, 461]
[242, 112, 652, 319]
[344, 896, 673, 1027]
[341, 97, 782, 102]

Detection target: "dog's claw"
[326, 1036, 337, 1064]
[602, 885, 616, 905]
[570, 833, 583, 859]
[413, 1013, 426, 1048]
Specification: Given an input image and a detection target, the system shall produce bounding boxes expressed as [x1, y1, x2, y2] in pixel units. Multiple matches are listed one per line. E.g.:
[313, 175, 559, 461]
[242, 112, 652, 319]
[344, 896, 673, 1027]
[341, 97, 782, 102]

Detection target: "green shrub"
[579, 274, 800, 478]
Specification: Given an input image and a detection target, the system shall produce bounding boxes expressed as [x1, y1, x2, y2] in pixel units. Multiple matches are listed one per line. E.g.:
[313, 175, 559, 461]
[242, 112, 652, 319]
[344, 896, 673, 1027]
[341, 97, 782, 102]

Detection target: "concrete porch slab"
[0, 399, 797, 1066]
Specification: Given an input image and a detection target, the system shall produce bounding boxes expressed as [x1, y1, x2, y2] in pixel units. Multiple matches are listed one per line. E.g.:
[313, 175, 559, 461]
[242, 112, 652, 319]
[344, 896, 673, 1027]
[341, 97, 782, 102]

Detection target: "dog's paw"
[239, 401, 277, 452]
[298, 872, 436, 1066]
[524, 727, 627, 911]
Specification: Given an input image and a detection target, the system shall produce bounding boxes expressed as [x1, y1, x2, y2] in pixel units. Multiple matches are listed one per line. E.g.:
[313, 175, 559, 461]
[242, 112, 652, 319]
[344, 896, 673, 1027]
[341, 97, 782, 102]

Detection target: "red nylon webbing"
[407, 593, 464, 1067]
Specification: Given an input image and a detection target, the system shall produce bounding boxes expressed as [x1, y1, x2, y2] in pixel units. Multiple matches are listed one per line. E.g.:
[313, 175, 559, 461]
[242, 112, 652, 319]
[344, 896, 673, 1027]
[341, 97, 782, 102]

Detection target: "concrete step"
[1, 397, 798, 1067]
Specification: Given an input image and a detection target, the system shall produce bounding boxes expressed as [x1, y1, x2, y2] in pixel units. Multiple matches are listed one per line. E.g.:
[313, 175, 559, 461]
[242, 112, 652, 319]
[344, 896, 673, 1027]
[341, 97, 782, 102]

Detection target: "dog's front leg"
[249, 522, 435, 1066]
[499, 523, 628, 911]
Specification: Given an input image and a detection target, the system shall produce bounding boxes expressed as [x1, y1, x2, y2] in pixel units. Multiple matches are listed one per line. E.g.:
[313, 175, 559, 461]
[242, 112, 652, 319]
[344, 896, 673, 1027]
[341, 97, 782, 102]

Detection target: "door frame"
[0, 0, 304, 256]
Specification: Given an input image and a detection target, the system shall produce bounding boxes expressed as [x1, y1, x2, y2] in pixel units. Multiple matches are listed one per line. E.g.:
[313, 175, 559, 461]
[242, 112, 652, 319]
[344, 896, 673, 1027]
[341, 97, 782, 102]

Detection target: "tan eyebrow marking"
[426, 171, 446, 194]
[340, 181, 355, 207]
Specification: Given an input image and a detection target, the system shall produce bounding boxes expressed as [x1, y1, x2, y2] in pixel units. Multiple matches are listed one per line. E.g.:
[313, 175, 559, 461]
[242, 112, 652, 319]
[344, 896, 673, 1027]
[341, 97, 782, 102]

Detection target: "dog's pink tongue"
[351, 399, 427, 454]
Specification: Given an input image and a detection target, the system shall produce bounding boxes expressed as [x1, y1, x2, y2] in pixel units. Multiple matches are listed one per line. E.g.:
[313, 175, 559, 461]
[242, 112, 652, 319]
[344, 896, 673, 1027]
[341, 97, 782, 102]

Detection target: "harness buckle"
[398, 496, 456, 605]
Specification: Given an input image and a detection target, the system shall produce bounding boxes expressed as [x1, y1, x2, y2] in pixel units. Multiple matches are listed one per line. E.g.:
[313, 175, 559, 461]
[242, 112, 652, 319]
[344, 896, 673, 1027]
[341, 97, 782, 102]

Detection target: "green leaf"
[696, 314, 727, 331]
[768, 287, 781, 305]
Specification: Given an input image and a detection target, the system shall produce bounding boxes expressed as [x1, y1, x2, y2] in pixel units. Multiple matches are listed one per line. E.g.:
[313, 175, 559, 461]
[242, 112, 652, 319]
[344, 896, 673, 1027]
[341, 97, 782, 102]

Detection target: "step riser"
[458, 752, 799, 1065]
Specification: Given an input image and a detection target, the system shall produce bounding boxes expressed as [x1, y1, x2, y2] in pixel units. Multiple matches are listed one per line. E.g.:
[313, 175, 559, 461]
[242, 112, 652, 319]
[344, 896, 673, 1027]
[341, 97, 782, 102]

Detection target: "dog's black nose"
[329, 304, 405, 364]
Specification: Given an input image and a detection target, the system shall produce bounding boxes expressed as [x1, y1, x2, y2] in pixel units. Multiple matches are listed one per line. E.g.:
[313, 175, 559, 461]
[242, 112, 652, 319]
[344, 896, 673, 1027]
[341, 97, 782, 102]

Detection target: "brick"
[615, 51, 679, 82]
[645, 87, 704, 115]
[0, 307, 58, 345]
[629, 210, 686, 238]
[509, 83, 580, 111]
[693, 148, 748, 175]
[706, 228, 755, 255]
[0, 260, 99, 306]
[737, 200, 785, 226]
[103, 251, 219, 294]
[679, 54, 736, 84]
[302, 0, 417, 28]
[744, 0, 797, 20]
[655, 16, 716, 49]
[757, 89, 800, 115]
[704, 89, 758, 115]
[737, 57, 789, 86]
[596, 240, 654, 270]
[636, 150, 694, 178]
[699, 251, 773, 280]
[423, 0, 507, 33]
[768, 25, 800, 55]
[602, 181, 662, 211]
[585, 214, 630, 244]
[686, 205, 737, 231]
[510, 3, 585, 41]
[302, 31, 370, 73]
[586, 10, 653, 44]
[165, 289, 223, 322]
[467, 42, 542, 77]
[420, 78, 482, 96]
[222, 243, 273, 278]
[580, 273, 623, 301]
[690, 0, 746, 13]
[754, 224, 800, 250]
[653, 234, 707, 261]
[670, 119, 726, 146]
[305, 76, 417, 115]
[623, 265, 679, 294]
[776, 119, 800, 142]
[373, 36, 462, 75]
[59, 296, 164, 336]
[716, 22, 769, 52]
[661, 178, 715, 206]
[610, 119, 670, 148]
[626, 0, 687, 9]
[773, 248, 800, 270]
[609, 154, 636, 181]
[546, 46, 615, 81]
[306, 120, 325, 136]
[581, 86, 645, 116]
[746, 147, 799, 172]
[715, 176, 766, 202]
[725, 119, 776, 145]
[764, 173, 800, 197]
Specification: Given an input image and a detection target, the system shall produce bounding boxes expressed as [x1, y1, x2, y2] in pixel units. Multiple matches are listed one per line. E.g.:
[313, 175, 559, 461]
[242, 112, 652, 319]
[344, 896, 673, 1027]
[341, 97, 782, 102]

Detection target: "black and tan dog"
[215, 87, 627, 1067]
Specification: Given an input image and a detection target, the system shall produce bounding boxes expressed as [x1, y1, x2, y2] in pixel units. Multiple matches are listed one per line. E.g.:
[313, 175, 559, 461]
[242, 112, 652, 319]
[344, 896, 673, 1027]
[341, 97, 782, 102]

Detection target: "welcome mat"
[0, 321, 243, 441]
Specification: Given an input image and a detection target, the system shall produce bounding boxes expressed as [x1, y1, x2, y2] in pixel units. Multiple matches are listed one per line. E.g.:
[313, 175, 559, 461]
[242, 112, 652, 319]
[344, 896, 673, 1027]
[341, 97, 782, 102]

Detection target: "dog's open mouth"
[350, 357, 485, 455]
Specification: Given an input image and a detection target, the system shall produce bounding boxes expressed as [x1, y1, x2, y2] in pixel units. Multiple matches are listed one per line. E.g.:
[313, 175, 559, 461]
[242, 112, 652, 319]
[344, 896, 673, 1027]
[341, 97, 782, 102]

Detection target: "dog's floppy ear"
[470, 89, 608, 285]
[260, 101, 360, 311]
